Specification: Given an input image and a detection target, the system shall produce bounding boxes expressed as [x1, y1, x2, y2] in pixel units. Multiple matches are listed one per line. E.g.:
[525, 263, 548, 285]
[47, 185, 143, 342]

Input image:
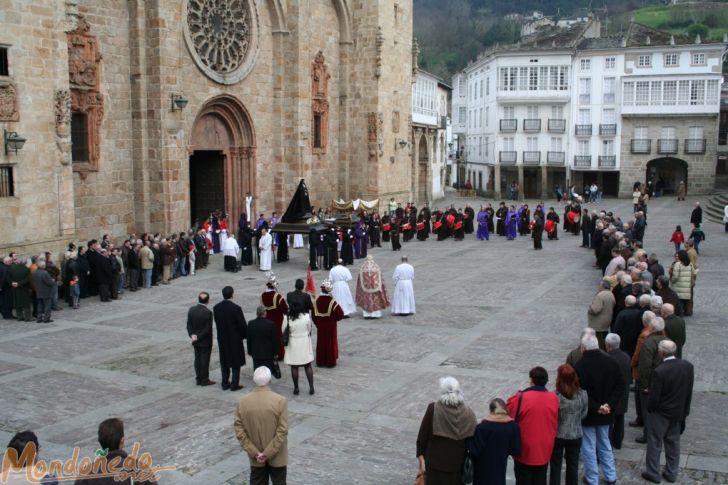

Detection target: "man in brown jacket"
[160, 239, 176, 284]
[588, 280, 616, 349]
[234, 366, 288, 485]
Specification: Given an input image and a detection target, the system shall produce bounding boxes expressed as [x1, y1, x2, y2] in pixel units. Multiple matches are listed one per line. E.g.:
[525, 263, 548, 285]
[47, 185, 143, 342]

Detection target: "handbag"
[413, 471, 425, 485]
[282, 317, 290, 347]
[462, 451, 474, 484]
[272, 360, 282, 379]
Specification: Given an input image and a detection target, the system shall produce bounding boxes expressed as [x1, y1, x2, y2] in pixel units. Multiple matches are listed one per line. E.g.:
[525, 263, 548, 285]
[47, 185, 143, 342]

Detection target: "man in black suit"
[286, 279, 313, 315]
[606, 333, 632, 449]
[642, 340, 694, 483]
[247, 305, 277, 373]
[187, 292, 216, 386]
[213, 286, 247, 391]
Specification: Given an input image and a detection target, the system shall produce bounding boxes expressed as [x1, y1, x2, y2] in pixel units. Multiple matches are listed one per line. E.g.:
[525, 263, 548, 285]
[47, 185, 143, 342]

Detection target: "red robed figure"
[382, 223, 391, 232]
[312, 295, 344, 367]
[416, 222, 425, 231]
[261, 291, 289, 359]
[433, 220, 443, 231]
[545, 219, 556, 234]
[454, 221, 463, 230]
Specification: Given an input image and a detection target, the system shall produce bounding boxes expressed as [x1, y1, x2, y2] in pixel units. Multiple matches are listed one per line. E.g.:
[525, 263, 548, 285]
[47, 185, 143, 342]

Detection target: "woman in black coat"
[76, 247, 90, 299]
[469, 398, 521, 485]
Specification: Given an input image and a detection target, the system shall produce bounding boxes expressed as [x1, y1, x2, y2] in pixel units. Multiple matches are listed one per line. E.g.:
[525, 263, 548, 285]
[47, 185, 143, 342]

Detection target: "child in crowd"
[669, 225, 685, 253]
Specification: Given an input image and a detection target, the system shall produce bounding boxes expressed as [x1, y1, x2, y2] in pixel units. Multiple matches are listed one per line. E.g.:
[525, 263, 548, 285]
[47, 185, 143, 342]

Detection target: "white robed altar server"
[258, 228, 273, 271]
[222, 235, 240, 272]
[391, 256, 415, 315]
[329, 260, 356, 316]
[293, 233, 305, 248]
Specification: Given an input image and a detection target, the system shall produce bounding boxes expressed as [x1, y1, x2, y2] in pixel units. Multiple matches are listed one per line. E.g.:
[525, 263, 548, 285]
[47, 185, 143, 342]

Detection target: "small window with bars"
[0, 166, 14, 197]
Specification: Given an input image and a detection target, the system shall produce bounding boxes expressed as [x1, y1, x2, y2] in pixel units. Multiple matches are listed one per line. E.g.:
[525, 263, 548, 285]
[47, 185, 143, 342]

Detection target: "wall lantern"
[4, 130, 26, 155]
[171, 94, 189, 111]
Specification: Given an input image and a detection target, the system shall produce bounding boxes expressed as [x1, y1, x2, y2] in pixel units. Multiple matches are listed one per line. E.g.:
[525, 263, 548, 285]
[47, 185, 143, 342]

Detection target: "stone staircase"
[705, 192, 728, 224]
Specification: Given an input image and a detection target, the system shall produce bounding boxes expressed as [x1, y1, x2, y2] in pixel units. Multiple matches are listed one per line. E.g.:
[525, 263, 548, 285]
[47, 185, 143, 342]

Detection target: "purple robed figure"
[354, 220, 368, 258]
[476, 210, 490, 240]
[505, 209, 518, 240]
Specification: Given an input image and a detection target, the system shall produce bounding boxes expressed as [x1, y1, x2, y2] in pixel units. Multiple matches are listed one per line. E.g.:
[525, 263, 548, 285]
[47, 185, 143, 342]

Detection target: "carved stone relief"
[68, 13, 103, 171]
[392, 110, 400, 134]
[311, 51, 331, 154]
[0, 83, 19, 122]
[367, 112, 377, 161]
[55, 89, 72, 162]
[375, 27, 383, 78]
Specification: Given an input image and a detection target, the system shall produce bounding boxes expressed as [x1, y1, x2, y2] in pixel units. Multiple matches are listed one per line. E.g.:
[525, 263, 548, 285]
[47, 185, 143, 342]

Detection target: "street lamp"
[4, 129, 26, 155]
[170, 94, 189, 111]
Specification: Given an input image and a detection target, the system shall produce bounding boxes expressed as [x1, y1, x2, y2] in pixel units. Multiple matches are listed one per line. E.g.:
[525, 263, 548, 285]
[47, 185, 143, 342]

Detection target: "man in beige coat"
[588, 280, 616, 349]
[234, 366, 288, 485]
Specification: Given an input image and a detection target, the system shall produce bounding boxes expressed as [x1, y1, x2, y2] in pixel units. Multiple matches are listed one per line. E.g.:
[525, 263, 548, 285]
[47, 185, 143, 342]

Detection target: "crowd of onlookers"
[415, 196, 697, 485]
[0, 229, 213, 323]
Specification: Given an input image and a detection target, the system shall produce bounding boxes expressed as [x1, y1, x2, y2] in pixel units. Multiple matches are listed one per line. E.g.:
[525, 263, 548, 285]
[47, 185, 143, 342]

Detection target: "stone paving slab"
[0, 196, 726, 484]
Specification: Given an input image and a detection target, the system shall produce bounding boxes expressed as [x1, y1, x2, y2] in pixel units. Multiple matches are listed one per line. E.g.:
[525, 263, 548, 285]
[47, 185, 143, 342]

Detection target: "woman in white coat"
[283, 303, 315, 395]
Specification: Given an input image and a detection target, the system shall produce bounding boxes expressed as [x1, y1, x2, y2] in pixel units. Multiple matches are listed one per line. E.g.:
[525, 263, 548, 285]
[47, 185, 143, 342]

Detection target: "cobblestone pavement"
[1, 196, 726, 484]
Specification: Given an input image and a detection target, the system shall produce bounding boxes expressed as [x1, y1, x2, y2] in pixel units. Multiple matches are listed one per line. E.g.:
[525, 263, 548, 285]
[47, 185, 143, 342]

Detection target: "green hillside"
[626, 3, 728, 41]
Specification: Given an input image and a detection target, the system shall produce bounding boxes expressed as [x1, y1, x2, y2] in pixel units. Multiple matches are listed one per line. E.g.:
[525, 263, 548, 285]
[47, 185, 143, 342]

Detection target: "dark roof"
[626, 23, 693, 47]
[578, 36, 624, 50]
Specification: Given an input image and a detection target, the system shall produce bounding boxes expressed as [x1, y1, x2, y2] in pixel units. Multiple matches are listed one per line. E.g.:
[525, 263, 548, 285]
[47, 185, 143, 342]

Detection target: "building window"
[580, 58, 591, 71]
[539, 66, 548, 90]
[485, 76, 490, 96]
[527, 105, 539, 119]
[0, 166, 14, 197]
[678, 80, 690, 105]
[479, 107, 483, 128]
[623, 81, 634, 105]
[551, 105, 563, 119]
[663, 81, 677, 105]
[503, 137, 514, 151]
[459, 107, 466, 124]
[479, 79, 483, 98]
[707, 79, 720, 104]
[0, 46, 8, 76]
[529, 67, 538, 91]
[313, 114, 323, 149]
[692, 53, 706, 65]
[636, 81, 649, 106]
[485, 136, 489, 157]
[689, 126, 704, 139]
[550, 137, 563, 151]
[664, 53, 678, 67]
[578, 108, 590, 125]
[651, 81, 662, 105]
[577, 140, 590, 156]
[602, 108, 615, 124]
[558, 66, 569, 90]
[603, 77, 616, 104]
[604, 57, 615, 69]
[690, 79, 705, 105]
[638, 54, 651, 67]
[634, 126, 648, 139]
[71, 112, 89, 162]
[602, 139, 615, 156]
[485, 107, 489, 127]
[518, 67, 528, 91]
[478, 136, 482, 156]
[578, 78, 591, 104]
[503, 106, 515, 119]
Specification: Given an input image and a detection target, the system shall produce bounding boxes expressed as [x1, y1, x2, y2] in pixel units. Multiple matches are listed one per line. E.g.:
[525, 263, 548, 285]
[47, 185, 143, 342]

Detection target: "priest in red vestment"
[355, 255, 390, 319]
[313, 280, 345, 367]
[260, 272, 288, 359]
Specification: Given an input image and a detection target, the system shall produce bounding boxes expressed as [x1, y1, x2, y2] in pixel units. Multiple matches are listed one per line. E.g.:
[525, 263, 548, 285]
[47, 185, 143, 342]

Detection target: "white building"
[452, 21, 727, 198]
[412, 68, 451, 203]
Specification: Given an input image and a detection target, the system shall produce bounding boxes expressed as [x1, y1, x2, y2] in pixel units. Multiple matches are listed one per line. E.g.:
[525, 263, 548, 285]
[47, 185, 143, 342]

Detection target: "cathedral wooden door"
[189, 150, 225, 226]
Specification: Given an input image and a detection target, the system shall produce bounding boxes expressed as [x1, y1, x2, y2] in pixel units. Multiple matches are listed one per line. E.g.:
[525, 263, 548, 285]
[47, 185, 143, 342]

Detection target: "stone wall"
[619, 115, 718, 197]
[0, 0, 76, 254]
[1, 0, 416, 256]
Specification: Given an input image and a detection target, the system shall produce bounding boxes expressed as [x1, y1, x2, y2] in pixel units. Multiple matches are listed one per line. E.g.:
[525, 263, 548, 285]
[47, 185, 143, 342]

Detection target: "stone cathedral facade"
[0, 0, 416, 253]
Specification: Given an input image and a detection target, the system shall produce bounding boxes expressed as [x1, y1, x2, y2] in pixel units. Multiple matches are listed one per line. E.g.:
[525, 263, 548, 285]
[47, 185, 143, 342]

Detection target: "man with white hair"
[328, 259, 356, 316]
[33, 260, 56, 323]
[641, 340, 694, 483]
[587, 280, 615, 349]
[566, 327, 597, 367]
[606, 333, 631, 449]
[649, 295, 662, 314]
[234, 366, 289, 485]
[635, 316, 667, 444]
[613, 295, 643, 357]
[662, 303, 686, 359]
[391, 256, 415, 316]
[574, 334, 624, 485]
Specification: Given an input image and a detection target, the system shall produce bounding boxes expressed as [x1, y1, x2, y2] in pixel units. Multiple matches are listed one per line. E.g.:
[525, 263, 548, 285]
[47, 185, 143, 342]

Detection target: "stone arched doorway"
[189, 95, 255, 230]
[417, 134, 429, 204]
[646, 157, 687, 196]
